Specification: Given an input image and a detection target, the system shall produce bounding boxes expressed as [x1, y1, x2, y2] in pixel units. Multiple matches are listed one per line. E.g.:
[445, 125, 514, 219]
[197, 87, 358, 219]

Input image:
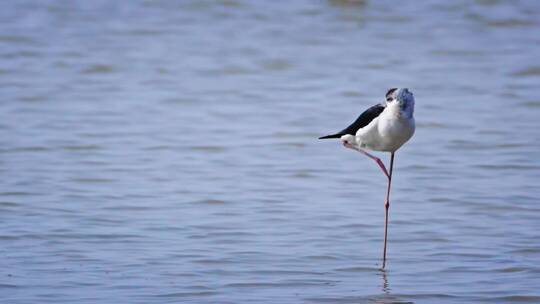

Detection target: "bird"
[319, 88, 415, 268]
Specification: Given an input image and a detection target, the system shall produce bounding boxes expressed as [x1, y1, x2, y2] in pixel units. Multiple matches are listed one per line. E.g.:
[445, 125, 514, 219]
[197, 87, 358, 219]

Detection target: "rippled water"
[2, 1, 540, 303]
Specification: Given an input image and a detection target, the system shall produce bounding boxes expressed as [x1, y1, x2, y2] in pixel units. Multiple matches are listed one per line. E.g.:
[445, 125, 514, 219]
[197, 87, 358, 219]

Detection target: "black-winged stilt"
[319, 88, 416, 268]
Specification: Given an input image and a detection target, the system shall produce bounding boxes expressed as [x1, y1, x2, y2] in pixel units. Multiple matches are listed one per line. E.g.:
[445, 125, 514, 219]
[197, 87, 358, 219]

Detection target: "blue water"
[1, 1, 540, 303]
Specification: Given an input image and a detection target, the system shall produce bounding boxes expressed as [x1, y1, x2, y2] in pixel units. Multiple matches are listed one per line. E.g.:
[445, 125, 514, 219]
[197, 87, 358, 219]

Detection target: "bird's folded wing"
[319, 103, 385, 139]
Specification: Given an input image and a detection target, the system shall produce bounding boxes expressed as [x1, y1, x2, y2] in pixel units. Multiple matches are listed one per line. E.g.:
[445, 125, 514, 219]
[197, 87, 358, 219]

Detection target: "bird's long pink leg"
[382, 152, 394, 269]
[343, 142, 394, 268]
[343, 142, 389, 178]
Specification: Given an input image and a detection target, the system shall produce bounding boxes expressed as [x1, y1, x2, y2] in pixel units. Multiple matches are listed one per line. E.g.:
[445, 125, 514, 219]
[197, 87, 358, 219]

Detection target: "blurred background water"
[1, 0, 540, 303]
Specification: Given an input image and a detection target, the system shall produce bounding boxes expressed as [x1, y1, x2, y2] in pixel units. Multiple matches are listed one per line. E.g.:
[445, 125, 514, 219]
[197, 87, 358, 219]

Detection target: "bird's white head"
[340, 134, 357, 148]
[385, 88, 415, 118]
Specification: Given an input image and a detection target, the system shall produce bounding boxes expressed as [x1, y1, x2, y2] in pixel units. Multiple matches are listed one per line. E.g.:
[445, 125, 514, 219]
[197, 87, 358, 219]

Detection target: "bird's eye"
[386, 97, 392, 101]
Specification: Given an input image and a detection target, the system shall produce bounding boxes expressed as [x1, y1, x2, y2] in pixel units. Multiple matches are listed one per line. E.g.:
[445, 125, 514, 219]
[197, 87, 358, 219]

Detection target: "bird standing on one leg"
[319, 88, 416, 268]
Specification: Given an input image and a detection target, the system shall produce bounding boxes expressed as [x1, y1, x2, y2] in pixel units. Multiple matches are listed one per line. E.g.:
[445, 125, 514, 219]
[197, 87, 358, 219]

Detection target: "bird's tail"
[318, 133, 342, 139]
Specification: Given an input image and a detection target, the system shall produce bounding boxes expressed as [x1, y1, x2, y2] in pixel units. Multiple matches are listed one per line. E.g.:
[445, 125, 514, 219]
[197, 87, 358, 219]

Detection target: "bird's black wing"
[319, 103, 385, 139]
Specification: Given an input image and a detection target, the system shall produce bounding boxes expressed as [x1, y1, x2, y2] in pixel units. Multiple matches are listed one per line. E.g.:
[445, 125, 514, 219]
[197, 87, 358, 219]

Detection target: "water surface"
[1, 1, 540, 303]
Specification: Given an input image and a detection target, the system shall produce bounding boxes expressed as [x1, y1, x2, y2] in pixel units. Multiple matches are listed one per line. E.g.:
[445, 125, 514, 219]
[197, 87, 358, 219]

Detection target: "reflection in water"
[373, 270, 415, 304]
[328, 0, 367, 8]
[380, 268, 390, 294]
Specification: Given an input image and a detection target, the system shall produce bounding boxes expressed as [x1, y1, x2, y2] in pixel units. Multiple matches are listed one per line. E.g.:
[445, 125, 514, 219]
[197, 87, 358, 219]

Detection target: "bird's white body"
[356, 103, 415, 152]
[342, 89, 415, 153]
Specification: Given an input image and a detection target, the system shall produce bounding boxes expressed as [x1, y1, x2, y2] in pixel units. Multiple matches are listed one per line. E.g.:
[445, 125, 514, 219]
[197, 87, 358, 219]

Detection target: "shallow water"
[1, 1, 540, 303]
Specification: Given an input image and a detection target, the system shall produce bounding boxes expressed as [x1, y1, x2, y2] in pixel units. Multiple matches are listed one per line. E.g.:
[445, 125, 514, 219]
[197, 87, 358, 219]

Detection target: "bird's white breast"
[356, 103, 415, 152]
